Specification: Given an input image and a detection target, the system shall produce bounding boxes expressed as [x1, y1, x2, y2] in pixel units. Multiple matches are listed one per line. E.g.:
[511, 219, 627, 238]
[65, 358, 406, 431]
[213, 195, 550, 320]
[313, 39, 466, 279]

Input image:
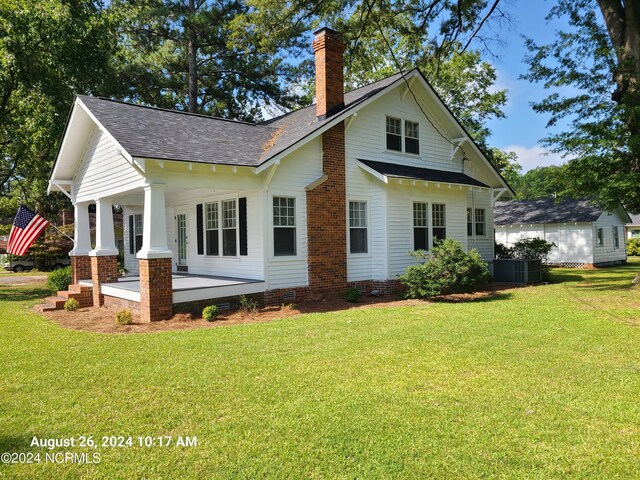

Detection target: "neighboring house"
[494, 198, 630, 267]
[48, 27, 512, 322]
[625, 214, 640, 240]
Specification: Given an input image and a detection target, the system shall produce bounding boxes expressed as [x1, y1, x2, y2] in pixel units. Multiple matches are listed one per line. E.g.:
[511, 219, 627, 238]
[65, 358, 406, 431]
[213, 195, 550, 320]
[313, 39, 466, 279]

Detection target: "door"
[176, 212, 188, 270]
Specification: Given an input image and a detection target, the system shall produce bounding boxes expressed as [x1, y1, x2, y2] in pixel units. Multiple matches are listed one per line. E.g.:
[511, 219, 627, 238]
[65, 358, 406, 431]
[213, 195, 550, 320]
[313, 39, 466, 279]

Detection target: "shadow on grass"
[431, 291, 515, 303]
[0, 285, 52, 303]
[0, 434, 39, 453]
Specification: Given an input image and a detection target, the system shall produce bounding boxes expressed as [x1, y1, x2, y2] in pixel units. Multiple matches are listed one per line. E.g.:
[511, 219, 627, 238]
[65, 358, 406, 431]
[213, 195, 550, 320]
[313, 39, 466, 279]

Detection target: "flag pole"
[48, 224, 76, 244]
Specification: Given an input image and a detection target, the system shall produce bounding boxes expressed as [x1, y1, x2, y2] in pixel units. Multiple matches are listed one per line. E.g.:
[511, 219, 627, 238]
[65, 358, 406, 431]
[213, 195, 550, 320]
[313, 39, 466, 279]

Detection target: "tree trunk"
[187, 0, 198, 113]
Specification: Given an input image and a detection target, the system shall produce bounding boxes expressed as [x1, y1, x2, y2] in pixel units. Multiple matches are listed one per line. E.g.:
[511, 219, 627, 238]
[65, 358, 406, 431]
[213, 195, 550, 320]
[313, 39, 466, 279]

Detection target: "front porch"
[78, 273, 266, 305]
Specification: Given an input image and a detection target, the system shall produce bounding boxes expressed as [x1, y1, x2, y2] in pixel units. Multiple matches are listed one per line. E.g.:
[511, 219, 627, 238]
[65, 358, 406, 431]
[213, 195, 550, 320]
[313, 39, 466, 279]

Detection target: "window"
[475, 209, 486, 236]
[632, 229, 640, 238]
[205, 203, 219, 255]
[413, 203, 429, 250]
[273, 197, 296, 256]
[133, 214, 143, 252]
[349, 201, 368, 254]
[467, 208, 473, 236]
[386, 116, 402, 151]
[432, 204, 446, 242]
[613, 226, 620, 249]
[405, 121, 419, 154]
[596, 227, 604, 247]
[222, 200, 237, 256]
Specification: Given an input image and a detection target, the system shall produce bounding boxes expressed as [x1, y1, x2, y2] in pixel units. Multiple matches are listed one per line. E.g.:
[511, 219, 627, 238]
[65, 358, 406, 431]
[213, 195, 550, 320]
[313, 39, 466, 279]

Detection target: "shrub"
[115, 309, 133, 325]
[495, 242, 513, 259]
[202, 305, 218, 322]
[344, 287, 360, 303]
[63, 298, 79, 312]
[48, 266, 72, 292]
[627, 238, 640, 256]
[510, 238, 556, 263]
[400, 238, 492, 299]
[238, 295, 258, 314]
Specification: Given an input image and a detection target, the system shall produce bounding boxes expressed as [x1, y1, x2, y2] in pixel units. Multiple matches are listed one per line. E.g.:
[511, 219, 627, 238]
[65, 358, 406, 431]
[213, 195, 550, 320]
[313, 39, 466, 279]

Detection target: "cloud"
[502, 144, 571, 173]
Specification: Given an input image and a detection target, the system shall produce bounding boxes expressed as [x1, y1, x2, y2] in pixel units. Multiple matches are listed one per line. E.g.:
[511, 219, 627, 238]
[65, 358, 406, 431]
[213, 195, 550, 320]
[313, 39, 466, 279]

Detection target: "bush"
[115, 309, 133, 325]
[627, 238, 640, 256]
[400, 238, 492, 299]
[510, 238, 556, 263]
[495, 242, 513, 259]
[238, 295, 258, 314]
[63, 298, 79, 312]
[48, 266, 72, 292]
[202, 305, 218, 322]
[344, 287, 360, 303]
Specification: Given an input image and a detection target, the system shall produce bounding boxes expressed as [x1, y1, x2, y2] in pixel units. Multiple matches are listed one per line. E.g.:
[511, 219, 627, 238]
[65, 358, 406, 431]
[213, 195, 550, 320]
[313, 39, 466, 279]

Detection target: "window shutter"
[128, 215, 134, 254]
[239, 197, 248, 256]
[196, 204, 204, 255]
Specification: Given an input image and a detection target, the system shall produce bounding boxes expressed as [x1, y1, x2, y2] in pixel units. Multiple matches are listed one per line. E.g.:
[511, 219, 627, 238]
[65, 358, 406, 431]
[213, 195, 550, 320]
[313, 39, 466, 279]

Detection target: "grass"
[1, 261, 639, 478]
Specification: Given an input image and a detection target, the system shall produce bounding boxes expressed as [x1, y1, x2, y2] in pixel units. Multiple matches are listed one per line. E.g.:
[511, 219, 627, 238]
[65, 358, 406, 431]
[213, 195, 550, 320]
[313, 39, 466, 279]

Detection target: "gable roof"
[358, 159, 488, 188]
[494, 198, 625, 225]
[627, 213, 640, 225]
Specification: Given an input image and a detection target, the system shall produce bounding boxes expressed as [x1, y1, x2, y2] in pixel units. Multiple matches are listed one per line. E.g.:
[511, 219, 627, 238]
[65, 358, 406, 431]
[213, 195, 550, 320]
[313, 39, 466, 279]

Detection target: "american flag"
[6, 205, 50, 257]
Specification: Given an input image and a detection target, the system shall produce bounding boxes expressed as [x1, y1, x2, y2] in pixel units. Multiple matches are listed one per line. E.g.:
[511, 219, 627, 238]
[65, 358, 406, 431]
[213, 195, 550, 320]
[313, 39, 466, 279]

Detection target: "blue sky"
[485, 0, 576, 172]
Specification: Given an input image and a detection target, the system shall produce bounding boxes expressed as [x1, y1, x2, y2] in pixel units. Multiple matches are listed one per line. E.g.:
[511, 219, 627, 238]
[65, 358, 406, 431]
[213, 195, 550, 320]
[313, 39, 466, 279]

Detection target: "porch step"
[42, 296, 67, 310]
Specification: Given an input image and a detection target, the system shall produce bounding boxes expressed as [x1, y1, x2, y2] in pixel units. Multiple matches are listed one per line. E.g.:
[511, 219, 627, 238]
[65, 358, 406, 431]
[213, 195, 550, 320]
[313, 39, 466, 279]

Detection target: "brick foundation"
[139, 258, 173, 322]
[348, 279, 405, 296]
[174, 293, 265, 316]
[91, 256, 118, 306]
[263, 287, 311, 305]
[103, 295, 140, 314]
[71, 256, 92, 284]
[306, 123, 347, 299]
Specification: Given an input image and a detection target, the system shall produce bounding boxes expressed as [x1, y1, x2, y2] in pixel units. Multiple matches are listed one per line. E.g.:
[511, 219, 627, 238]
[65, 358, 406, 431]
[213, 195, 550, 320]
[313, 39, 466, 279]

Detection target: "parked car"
[2, 257, 70, 273]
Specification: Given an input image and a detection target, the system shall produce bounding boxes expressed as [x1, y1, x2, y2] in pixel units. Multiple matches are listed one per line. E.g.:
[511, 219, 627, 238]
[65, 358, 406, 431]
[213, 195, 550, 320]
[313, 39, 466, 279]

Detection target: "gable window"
[405, 121, 420, 154]
[386, 116, 402, 151]
[205, 203, 219, 255]
[349, 201, 368, 254]
[273, 197, 296, 256]
[596, 227, 604, 247]
[413, 203, 429, 250]
[467, 208, 473, 236]
[432, 204, 446, 242]
[613, 226, 620, 249]
[475, 209, 486, 236]
[222, 200, 237, 256]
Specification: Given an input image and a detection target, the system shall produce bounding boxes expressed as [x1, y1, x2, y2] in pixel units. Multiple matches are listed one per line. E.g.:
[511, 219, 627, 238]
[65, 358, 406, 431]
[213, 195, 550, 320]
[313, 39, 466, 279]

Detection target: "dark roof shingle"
[494, 198, 604, 225]
[359, 159, 489, 188]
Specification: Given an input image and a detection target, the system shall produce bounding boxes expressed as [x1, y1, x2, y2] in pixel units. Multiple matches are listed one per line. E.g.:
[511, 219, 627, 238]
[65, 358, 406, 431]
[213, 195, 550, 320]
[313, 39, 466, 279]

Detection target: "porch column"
[137, 184, 173, 322]
[89, 198, 119, 306]
[69, 201, 92, 284]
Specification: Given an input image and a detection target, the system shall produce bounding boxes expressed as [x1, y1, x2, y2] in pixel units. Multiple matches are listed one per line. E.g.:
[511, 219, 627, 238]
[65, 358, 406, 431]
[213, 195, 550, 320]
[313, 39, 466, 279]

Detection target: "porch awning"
[358, 159, 489, 188]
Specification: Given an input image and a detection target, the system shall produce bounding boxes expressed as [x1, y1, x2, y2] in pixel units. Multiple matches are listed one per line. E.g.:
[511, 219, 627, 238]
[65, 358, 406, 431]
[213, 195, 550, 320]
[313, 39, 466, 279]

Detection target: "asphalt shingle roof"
[359, 159, 489, 188]
[76, 72, 405, 167]
[494, 198, 604, 225]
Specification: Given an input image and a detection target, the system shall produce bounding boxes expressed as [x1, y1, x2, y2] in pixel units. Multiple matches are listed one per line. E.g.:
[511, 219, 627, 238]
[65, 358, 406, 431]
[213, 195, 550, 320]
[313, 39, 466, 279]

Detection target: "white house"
[494, 198, 630, 267]
[625, 214, 640, 239]
[48, 28, 512, 321]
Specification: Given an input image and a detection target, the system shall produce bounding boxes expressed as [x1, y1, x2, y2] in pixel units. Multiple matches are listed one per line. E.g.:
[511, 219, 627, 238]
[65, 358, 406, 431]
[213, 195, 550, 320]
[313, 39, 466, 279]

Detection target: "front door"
[176, 212, 188, 270]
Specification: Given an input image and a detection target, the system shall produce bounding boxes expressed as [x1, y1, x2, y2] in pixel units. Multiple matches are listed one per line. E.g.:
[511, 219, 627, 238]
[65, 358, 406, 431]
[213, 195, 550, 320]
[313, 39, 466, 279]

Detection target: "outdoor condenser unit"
[492, 259, 542, 284]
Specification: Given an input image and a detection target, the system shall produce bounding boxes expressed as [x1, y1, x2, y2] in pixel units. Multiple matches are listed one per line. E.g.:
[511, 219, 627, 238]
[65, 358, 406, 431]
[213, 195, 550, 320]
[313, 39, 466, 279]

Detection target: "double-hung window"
[413, 203, 429, 250]
[386, 117, 402, 152]
[222, 200, 237, 256]
[405, 121, 420, 154]
[273, 197, 296, 256]
[133, 213, 143, 253]
[432, 204, 446, 242]
[349, 201, 368, 254]
[475, 209, 486, 236]
[205, 203, 219, 255]
[613, 226, 620, 249]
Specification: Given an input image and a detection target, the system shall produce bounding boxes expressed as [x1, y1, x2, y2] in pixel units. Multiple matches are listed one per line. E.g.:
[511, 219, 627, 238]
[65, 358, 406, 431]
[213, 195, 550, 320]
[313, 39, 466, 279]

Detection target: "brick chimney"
[312, 27, 345, 120]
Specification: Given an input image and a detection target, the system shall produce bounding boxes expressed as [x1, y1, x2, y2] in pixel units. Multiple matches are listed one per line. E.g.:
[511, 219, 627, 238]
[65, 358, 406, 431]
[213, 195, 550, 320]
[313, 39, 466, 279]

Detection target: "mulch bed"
[36, 288, 511, 334]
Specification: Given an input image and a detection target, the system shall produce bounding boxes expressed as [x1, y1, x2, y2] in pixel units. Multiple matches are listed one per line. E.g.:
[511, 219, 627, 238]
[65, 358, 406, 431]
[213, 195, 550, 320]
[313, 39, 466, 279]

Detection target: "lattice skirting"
[559, 262, 587, 269]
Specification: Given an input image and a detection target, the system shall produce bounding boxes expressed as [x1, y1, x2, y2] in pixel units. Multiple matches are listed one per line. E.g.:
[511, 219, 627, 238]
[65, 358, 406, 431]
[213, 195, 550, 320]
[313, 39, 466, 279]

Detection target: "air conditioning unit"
[493, 259, 542, 284]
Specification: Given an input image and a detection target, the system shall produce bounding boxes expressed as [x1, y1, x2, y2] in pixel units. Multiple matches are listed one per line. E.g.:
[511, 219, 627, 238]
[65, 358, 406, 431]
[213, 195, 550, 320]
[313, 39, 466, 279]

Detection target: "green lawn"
[1, 262, 639, 479]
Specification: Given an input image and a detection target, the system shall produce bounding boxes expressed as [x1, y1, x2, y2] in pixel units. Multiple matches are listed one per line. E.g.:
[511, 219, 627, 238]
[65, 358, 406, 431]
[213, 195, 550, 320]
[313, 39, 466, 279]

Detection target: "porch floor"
[79, 274, 266, 304]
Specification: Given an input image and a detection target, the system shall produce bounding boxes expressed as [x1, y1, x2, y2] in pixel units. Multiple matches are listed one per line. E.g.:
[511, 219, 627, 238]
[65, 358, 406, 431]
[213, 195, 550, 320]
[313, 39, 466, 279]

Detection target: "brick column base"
[71, 256, 92, 284]
[139, 258, 173, 322]
[91, 256, 119, 306]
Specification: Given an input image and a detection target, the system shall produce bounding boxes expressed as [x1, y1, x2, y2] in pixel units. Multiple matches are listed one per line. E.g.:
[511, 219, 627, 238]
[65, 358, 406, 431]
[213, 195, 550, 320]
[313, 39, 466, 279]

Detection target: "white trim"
[347, 199, 370, 257]
[357, 163, 388, 183]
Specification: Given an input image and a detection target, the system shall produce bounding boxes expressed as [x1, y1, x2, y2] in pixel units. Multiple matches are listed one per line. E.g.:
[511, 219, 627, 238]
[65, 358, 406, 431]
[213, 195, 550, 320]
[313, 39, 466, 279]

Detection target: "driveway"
[0, 274, 47, 284]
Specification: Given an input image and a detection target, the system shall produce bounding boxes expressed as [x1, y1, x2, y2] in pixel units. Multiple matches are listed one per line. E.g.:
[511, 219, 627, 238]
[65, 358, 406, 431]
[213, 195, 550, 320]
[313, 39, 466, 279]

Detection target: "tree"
[508, 165, 580, 200]
[0, 0, 117, 218]
[522, 0, 640, 212]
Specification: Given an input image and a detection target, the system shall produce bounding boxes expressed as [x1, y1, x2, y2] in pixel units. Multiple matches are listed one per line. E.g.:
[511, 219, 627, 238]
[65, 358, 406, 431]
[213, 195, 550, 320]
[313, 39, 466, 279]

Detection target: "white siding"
[593, 211, 627, 264]
[73, 127, 145, 202]
[266, 139, 322, 289]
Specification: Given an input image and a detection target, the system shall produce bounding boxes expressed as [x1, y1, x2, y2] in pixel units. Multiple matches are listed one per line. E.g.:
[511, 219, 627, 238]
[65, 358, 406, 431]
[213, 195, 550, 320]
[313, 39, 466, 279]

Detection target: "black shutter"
[239, 197, 248, 256]
[196, 204, 204, 255]
[128, 215, 134, 254]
